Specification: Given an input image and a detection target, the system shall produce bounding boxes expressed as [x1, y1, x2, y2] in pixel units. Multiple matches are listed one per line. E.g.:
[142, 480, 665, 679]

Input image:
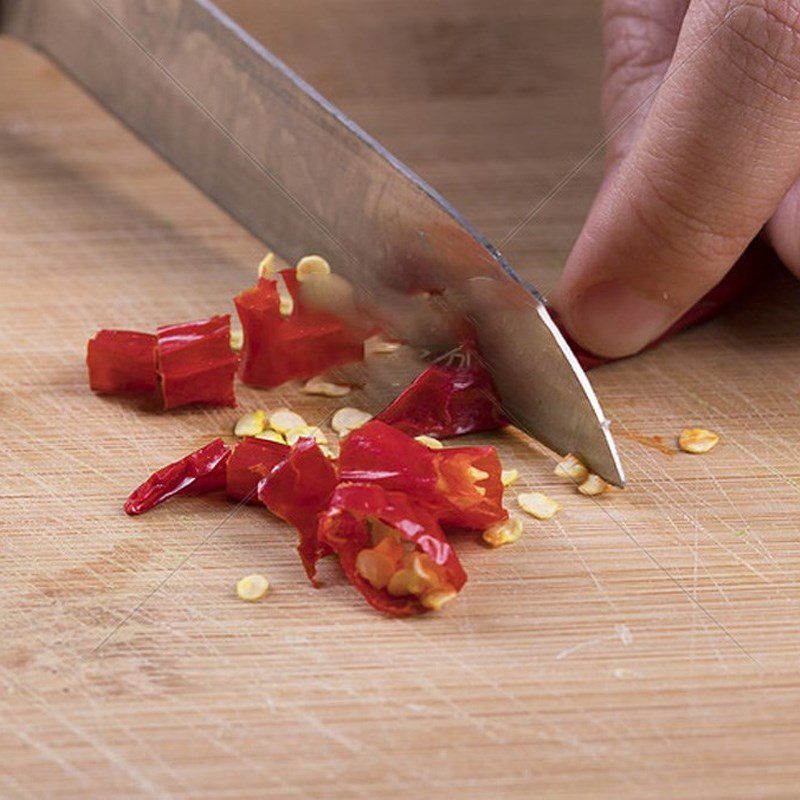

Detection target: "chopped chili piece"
[317, 483, 467, 616]
[124, 438, 231, 515]
[432, 444, 507, 530]
[86, 329, 157, 395]
[156, 315, 238, 409]
[258, 437, 338, 585]
[338, 420, 507, 530]
[226, 437, 290, 503]
[235, 270, 367, 388]
[377, 347, 507, 437]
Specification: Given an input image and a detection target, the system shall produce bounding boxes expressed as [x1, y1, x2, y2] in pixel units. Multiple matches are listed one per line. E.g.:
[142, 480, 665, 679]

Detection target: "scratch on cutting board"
[550, 517, 620, 613]
[0, 667, 173, 798]
[555, 624, 633, 660]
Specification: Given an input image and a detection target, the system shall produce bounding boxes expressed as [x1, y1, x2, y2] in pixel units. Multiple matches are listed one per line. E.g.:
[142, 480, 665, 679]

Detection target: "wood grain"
[3, 2, 800, 798]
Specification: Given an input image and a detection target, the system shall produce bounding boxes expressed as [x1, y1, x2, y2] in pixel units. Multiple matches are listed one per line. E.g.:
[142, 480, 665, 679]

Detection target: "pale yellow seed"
[268, 409, 307, 434]
[554, 453, 589, 484]
[414, 435, 443, 449]
[501, 468, 519, 487]
[296, 254, 331, 281]
[229, 327, 244, 351]
[331, 407, 372, 435]
[276, 273, 294, 317]
[468, 466, 490, 482]
[420, 586, 458, 612]
[577, 474, 608, 497]
[482, 517, 524, 547]
[301, 377, 351, 398]
[285, 425, 328, 447]
[518, 492, 560, 520]
[236, 573, 270, 602]
[678, 427, 719, 454]
[233, 409, 266, 438]
[254, 429, 286, 444]
[258, 251, 276, 278]
[355, 548, 396, 591]
[365, 337, 401, 355]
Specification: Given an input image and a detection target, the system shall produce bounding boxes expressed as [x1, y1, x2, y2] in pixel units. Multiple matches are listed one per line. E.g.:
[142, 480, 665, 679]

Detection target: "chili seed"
[678, 427, 719, 454]
[518, 492, 560, 520]
[236, 573, 270, 602]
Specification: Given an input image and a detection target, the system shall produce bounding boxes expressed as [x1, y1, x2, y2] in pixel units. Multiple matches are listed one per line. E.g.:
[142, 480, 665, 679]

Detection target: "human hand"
[553, 0, 800, 358]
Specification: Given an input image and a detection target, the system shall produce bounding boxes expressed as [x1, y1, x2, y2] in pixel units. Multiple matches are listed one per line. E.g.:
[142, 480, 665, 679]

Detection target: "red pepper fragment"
[156, 314, 238, 409]
[235, 270, 367, 388]
[317, 483, 467, 616]
[225, 437, 290, 503]
[258, 438, 338, 585]
[377, 347, 507, 437]
[431, 445, 507, 530]
[338, 420, 507, 530]
[124, 438, 231, 516]
[86, 329, 157, 395]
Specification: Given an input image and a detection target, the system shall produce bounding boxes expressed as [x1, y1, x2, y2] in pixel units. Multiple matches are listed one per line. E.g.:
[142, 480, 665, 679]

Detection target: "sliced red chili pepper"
[338, 420, 507, 530]
[86, 329, 157, 395]
[376, 347, 507, 437]
[317, 483, 467, 616]
[156, 315, 238, 409]
[234, 270, 367, 389]
[430, 445, 507, 530]
[124, 438, 231, 516]
[225, 437, 290, 503]
[258, 437, 338, 585]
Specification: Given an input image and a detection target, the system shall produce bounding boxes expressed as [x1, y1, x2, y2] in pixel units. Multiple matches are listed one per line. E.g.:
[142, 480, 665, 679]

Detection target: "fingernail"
[564, 280, 676, 358]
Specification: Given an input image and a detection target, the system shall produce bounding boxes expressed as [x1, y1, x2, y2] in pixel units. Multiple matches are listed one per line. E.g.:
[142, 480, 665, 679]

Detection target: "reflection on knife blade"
[2, 0, 623, 484]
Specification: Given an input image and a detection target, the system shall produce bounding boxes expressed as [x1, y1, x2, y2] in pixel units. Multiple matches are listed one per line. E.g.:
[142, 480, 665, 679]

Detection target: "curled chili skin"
[86, 330, 158, 395]
[338, 420, 507, 530]
[377, 348, 508, 437]
[258, 438, 339, 585]
[235, 270, 366, 389]
[124, 438, 231, 515]
[156, 315, 238, 410]
[225, 437, 290, 503]
[318, 483, 467, 616]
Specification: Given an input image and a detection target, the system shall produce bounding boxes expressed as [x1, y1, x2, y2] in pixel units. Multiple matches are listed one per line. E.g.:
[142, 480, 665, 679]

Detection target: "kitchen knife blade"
[1, 0, 624, 485]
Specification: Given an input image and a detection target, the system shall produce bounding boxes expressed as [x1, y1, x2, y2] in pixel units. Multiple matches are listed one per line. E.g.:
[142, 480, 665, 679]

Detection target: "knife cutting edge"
[0, 0, 625, 485]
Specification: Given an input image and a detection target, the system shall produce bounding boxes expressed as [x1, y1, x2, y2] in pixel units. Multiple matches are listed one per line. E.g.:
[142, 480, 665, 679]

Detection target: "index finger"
[554, 0, 800, 358]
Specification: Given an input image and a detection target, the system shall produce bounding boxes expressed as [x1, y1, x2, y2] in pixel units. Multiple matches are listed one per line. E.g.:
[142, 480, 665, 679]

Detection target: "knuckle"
[603, 1, 683, 79]
[719, 1, 800, 96]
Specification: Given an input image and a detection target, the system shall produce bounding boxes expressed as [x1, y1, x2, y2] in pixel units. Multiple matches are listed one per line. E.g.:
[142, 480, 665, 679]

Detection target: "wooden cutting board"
[3, 2, 800, 797]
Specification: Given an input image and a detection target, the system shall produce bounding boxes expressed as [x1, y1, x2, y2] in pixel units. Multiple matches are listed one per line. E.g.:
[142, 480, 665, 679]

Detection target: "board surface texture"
[2, 2, 800, 798]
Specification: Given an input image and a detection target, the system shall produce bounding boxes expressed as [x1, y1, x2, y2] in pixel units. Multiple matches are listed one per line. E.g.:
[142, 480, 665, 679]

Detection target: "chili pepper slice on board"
[124, 438, 231, 515]
[317, 483, 467, 616]
[156, 315, 238, 409]
[225, 437, 290, 503]
[86, 329, 158, 395]
[376, 347, 507, 437]
[338, 420, 507, 530]
[234, 270, 367, 389]
[258, 437, 338, 585]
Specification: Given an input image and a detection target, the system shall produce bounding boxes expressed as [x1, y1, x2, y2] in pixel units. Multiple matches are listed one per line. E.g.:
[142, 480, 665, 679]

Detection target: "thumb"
[554, 1, 800, 358]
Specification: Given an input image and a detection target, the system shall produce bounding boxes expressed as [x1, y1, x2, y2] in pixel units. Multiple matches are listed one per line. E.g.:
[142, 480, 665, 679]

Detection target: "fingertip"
[554, 278, 677, 359]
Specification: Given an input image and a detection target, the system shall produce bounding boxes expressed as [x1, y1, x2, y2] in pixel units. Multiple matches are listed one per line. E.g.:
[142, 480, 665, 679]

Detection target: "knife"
[0, 0, 624, 485]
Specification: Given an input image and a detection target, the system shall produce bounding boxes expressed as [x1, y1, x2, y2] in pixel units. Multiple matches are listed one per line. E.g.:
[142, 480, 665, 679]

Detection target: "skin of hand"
[552, 0, 800, 358]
